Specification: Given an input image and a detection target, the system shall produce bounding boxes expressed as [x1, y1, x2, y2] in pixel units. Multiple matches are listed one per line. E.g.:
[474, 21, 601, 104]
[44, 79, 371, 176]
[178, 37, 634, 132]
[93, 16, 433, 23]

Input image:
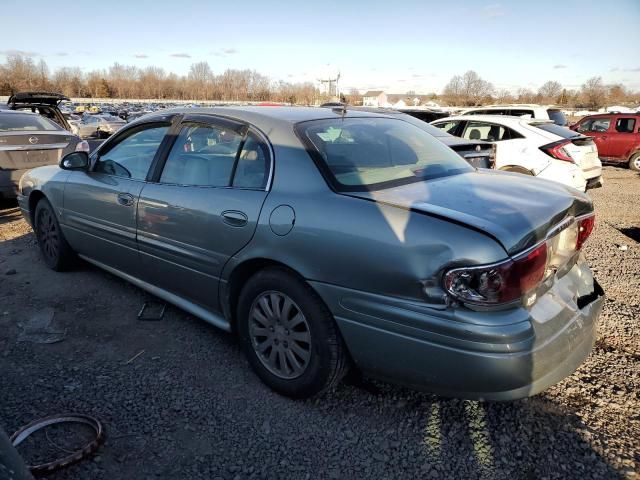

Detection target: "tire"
[237, 267, 350, 398]
[34, 198, 76, 271]
[629, 153, 640, 172]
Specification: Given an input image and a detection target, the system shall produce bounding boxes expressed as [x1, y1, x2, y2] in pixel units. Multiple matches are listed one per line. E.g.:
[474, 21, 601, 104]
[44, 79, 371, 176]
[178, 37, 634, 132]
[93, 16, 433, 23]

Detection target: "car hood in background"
[348, 169, 592, 255]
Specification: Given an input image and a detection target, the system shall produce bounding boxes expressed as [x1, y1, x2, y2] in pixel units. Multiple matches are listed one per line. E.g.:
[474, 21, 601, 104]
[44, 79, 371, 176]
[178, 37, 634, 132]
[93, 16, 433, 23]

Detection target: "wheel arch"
[222, 257, 317, 334]
[28, 189, 47, 226]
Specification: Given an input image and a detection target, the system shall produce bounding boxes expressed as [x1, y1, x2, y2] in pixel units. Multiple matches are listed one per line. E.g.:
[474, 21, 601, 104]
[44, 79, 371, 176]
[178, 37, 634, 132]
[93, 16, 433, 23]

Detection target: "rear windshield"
[0, 113, 62, 132]
[546, 109, 567, 126]
[534, 123, 580, 139]
[297, 117, 473, 192]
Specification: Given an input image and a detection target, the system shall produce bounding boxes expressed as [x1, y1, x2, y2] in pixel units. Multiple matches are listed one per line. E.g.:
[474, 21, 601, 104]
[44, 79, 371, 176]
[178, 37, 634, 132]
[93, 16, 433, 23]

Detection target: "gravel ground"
[0, 166, 638, 480]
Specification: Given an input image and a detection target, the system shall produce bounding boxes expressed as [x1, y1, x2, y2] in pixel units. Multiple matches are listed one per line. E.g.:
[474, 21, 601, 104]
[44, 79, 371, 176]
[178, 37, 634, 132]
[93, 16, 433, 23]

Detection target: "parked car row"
[431, 115, 602, 190]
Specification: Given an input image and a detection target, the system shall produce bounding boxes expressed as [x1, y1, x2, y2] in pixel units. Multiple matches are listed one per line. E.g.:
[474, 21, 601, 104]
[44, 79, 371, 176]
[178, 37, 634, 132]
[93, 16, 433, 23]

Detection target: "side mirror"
[60, 151, 89, 171]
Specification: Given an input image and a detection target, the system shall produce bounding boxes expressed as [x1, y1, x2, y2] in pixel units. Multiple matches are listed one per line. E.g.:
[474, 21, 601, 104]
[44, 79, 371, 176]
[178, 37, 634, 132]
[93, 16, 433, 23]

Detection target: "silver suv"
[461, 104, 568, 126]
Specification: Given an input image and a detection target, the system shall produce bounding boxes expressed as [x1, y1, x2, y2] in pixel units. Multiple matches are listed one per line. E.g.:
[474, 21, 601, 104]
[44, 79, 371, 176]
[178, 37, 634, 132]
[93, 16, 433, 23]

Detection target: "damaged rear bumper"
[311, 258, 604, 400]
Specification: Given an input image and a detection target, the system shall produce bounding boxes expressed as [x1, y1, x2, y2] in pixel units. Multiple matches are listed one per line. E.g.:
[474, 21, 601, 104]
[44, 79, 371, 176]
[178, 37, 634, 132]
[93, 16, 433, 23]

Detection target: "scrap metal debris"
[10, 414, 104, 477]
[137, 300, 166, 321]
[18, 308, 66, 344]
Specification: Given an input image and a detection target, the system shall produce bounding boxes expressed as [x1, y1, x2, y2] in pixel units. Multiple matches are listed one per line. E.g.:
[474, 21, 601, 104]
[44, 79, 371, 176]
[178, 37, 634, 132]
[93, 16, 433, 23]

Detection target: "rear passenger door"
[137, 115, 271, 310]
[607, 117, 637, 160]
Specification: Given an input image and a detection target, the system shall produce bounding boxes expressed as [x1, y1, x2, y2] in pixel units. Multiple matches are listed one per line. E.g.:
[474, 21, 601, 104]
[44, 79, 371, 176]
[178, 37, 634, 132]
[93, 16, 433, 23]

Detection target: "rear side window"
[546, 109, 567, 126]
[160, 123, 243, 187]
[0, 113, 61, 132]
[615, 118, 636, 133]
[509, 109, 534, 118]
[578, 118, 611, 133]
[232, 133, 269, 189]
[534, 123, 580, 139]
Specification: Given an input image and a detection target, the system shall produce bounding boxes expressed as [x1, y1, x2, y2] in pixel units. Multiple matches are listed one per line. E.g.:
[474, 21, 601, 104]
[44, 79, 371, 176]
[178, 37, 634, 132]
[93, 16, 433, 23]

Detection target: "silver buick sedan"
[17, 107, 604, 399]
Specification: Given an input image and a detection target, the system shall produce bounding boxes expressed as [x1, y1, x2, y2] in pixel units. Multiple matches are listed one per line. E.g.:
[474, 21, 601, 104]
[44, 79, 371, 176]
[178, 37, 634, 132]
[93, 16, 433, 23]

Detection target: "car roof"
[580, 112, 640, 117]
[141, 106, 400, 129]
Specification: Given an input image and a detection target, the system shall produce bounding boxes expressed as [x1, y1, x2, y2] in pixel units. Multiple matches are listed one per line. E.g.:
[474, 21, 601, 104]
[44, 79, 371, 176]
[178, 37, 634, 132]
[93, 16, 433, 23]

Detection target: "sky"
[1, 0, 639, 94]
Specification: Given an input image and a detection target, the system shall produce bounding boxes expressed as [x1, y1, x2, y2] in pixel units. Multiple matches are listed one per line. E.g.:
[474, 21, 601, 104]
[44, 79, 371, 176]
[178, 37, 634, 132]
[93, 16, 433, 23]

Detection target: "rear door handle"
[117, 193, 134, 207]
[222, 210, 248, 227]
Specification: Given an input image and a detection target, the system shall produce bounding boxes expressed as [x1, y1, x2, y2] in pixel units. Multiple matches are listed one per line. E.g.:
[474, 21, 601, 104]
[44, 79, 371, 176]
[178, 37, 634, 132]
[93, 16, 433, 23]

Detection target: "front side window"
[298, 117, 472, 192]
[615, 118, 636, 133]
[160, 123, 243, 186]
[94, 124, 168, 180]
[578, 118, 611, 133]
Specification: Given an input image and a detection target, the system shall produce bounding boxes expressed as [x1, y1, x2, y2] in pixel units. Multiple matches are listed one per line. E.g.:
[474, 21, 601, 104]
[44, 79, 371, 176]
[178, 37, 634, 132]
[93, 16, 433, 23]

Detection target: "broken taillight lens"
[444, 214, 595, 307]
[576, 214, 595, 250]
[443, 242, 548, 305]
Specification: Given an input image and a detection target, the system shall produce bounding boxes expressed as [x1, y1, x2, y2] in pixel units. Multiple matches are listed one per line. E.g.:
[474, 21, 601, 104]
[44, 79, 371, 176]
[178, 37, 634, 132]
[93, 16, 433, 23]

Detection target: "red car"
[571, 113, 640, 171]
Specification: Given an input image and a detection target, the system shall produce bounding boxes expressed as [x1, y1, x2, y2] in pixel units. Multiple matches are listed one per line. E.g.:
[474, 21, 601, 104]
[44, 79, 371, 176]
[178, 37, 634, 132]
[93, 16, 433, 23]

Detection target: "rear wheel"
[34, 198, 75, 271]
[237, 268, 349, 398]
[629, 153, 640, 172]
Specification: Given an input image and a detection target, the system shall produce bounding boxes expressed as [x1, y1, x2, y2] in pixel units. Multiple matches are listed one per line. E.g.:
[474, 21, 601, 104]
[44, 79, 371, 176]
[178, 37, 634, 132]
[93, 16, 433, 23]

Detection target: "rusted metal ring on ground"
[10, 414, 104, 477]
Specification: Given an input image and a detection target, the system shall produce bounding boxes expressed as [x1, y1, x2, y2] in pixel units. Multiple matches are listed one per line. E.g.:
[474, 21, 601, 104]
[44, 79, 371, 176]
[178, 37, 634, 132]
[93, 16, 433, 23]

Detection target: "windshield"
[547, 109, 567, 126]
[297, 117, 473, 192]
[0, 113, 62, 132]
[534, 123, 580, 139]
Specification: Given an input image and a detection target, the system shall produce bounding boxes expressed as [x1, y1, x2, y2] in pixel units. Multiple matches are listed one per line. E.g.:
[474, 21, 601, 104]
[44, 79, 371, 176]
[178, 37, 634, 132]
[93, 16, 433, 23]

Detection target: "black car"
[6, 92, 72, 132]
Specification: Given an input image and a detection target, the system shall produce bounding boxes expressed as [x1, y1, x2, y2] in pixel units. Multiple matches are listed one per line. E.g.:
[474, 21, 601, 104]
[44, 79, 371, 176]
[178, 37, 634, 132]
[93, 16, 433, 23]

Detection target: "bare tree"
[581, 76, 606, 110]
[538, 81, 562, 104]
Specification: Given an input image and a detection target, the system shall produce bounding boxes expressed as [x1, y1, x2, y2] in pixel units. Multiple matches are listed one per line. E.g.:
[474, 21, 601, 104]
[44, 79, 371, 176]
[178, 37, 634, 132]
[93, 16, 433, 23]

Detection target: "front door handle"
[222, 210, 248, 227]
[117, 193, 134, 207]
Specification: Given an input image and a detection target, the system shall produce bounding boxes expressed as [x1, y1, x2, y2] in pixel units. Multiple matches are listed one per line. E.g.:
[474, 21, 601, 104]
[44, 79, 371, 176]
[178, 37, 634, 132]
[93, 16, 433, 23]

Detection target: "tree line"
[1, 54, 638, 109]
[0, 54, 323, 104]
[442, 70, 639, 110]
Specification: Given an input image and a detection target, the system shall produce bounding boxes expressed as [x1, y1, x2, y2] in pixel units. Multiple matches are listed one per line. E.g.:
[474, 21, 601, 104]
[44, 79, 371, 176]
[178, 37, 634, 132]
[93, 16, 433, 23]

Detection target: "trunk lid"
[0, 131, 72, 170]
[8, 91, 70, 107]
[348, 169, 593, 255]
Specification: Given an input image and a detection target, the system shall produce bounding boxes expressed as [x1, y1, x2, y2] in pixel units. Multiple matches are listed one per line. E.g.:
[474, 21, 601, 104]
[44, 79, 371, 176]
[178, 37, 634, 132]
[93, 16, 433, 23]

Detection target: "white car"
[460, 104, 568, 126]
[431, 115, 602, 191]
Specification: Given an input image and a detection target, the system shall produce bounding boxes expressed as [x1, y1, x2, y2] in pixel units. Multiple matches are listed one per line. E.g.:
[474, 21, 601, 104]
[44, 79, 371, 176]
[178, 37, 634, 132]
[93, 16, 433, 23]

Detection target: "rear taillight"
[444, 214, 595, 307]
[540, 139, 574, 163]
[75, 140, 90, 153]
[576, 214, 595, 250]
[444, 242, 548, 305]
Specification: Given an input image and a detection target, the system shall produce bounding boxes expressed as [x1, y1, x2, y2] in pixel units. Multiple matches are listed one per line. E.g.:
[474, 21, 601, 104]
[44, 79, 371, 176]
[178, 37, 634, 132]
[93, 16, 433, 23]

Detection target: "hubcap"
[249, 291, 311, 379]
[37, 208, 59, 261]
[634, 157, 640, 170]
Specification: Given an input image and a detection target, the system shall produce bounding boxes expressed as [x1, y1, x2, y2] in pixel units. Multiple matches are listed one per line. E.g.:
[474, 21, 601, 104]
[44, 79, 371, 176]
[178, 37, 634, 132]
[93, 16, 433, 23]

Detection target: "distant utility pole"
[318, 72, 340, 98]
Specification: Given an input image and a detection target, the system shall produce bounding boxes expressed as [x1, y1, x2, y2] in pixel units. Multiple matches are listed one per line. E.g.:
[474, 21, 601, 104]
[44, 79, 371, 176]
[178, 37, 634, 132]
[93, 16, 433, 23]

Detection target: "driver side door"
[61, 121, 171, 277]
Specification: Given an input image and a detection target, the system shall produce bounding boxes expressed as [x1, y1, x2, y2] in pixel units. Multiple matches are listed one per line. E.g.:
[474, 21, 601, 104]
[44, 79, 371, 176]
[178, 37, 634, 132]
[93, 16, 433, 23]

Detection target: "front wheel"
[34, 198, 76, 271]
[237, 268, 350, 398]
[629, 153, 640, 172]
